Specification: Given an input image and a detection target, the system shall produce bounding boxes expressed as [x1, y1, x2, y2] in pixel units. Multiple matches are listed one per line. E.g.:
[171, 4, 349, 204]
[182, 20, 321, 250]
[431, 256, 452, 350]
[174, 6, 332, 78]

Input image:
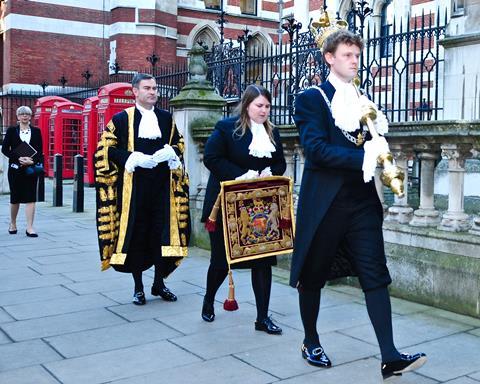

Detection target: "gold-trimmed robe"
[95, 106, 189, 273]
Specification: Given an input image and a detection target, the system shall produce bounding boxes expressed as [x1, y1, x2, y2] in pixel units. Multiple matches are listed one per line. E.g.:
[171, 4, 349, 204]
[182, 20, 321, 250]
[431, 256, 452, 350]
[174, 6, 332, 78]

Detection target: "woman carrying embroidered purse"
[200, 85, 287, 333]
[1, 106, 43, 237]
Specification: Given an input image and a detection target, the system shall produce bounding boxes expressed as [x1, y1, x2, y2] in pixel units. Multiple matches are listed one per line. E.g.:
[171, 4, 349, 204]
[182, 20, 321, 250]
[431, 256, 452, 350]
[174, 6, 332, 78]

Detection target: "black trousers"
[299, 182, 391, 292]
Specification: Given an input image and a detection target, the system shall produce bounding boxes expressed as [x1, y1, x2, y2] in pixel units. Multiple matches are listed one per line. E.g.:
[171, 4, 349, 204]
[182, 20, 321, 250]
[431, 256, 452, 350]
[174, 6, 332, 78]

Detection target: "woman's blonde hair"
[233, 84, 275, 143]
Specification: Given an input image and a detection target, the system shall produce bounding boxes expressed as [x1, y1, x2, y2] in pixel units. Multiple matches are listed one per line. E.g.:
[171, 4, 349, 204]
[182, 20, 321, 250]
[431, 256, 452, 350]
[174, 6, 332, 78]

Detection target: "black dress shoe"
[201, 298, 215, 322]
[26, 230, 38, 237]
[301, 344, 332, 368]
[151, 286, 177, 302]
[132, 291, 146, 305]
[255, 316, 282, 335]
[8, 229, 17, 234]
[382, 353, 427, 380]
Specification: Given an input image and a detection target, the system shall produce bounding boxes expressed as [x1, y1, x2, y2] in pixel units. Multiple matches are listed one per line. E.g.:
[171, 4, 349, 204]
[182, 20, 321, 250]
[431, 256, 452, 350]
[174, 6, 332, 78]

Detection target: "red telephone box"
[33, 96, 69, 174]
[97, 82, 135, 139]
[48, 102, 83, 178]
[82, 96, 99, 186]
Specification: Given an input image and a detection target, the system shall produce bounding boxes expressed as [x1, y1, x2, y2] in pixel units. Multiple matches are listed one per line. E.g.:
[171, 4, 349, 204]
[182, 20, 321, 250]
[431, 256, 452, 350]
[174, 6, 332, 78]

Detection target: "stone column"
[470, 146, 480, 235]
[410, 147, 441, 227]
[170, 43, 226, 248]
[385, 144, 414, 223]
[438, 144, 472, 231]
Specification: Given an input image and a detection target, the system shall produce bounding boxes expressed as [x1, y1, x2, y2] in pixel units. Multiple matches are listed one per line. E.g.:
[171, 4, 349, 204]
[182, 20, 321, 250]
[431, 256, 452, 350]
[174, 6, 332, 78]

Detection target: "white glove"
[168, 157, 182, 170]
[259, 167, 272, 178]
[235, 169, 259, 181]
[362, 136, 390, 182]
[125, 152, 157, 173]
[152, 144, 177, 164]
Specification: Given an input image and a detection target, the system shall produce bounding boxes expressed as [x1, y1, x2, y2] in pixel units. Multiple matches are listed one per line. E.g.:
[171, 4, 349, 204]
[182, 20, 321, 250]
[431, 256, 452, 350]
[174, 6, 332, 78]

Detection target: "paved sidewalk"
[0, 182, 480, 384]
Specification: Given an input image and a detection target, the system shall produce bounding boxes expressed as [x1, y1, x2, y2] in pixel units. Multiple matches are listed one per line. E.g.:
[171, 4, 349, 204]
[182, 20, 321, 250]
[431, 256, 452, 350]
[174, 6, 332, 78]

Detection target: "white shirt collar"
[328, 72, 362, 132]
[136, 103, 161, 139]
[248, 120, 276, 158]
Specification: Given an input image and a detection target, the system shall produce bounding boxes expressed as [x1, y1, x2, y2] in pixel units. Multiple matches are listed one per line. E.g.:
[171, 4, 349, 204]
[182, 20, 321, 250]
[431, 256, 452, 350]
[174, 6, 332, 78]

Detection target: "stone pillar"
[470, 146, 480, 235]
[170, 43, 226, 248]
[438, 144, 472, 231]
[470, 217, 480, 235]
[385, 145, 414, 223]
[410, 147, 441, 227]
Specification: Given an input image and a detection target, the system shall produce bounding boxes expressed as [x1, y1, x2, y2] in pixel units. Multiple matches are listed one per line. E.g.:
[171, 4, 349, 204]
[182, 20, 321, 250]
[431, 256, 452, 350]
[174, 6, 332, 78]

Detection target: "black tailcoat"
[290, 81, 387, 289]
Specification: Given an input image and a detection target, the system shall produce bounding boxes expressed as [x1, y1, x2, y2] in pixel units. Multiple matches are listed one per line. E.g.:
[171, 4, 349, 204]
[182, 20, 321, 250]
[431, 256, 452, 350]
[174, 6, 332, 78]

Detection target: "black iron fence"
[206, 9, 446, 125]
[1, 10, 446, 139]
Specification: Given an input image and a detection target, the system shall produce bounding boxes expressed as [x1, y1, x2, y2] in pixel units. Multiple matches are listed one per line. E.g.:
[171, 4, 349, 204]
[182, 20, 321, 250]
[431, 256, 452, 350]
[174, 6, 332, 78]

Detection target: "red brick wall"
[309, 0, 323, 11]
[111, 7, 135, 23]
[113, 34, 177, 69]
[10, 0, 106, 24]
[7, 30, 106, 85]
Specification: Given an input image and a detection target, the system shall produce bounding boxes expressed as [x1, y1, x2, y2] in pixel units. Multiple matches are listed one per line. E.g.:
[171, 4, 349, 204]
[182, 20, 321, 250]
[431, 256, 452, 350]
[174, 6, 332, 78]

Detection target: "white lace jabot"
[136, 103, 161, 139]
[248, 120, 276, 158]
[328, 72, 362, 133]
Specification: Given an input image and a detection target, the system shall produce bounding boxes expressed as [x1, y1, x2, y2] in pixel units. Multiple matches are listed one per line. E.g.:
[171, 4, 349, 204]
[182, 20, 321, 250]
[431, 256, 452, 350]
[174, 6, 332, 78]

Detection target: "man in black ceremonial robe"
[95, 73, 189, 305]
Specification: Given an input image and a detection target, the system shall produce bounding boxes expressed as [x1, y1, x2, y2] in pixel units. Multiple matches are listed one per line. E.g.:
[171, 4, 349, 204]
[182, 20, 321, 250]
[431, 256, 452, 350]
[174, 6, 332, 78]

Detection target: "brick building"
[0, 0, 300, 92]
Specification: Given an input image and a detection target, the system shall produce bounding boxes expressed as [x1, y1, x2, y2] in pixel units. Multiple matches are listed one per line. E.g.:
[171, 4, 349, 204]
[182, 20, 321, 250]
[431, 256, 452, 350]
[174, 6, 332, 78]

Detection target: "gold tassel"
[223, 270, 239, 311]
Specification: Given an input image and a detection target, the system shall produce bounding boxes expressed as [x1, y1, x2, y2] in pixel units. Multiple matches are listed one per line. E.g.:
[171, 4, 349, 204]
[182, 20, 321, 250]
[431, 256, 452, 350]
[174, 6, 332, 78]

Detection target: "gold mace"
[359, 105, 405, 198]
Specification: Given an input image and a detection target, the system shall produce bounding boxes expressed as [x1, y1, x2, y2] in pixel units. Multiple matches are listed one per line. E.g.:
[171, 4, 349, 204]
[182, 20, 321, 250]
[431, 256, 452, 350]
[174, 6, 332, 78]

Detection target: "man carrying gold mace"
[290, 16, 426, 380]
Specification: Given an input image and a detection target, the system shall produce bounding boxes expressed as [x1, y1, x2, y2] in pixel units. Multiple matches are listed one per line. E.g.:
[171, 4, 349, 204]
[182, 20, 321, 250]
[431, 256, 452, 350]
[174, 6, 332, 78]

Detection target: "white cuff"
[362, 137, 390, 182]
[125, 152, 142, 173]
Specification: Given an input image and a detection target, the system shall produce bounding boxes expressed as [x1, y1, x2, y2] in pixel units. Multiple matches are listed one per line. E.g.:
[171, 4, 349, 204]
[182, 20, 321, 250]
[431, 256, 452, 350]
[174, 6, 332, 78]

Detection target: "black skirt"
[8, 166, 38, 204]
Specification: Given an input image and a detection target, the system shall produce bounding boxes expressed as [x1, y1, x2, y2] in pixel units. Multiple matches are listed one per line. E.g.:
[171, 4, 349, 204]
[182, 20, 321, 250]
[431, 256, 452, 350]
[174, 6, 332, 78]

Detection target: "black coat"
[289, 81, 382, 288]
[201, 117, 287, 222]
[2, 125, 44, 204]
[2, 125, 44, 166]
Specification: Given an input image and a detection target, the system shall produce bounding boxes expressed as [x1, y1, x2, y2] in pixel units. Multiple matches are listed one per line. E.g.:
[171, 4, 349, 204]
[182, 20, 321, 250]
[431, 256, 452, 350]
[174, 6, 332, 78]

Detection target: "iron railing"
[1, 10, 446, 139]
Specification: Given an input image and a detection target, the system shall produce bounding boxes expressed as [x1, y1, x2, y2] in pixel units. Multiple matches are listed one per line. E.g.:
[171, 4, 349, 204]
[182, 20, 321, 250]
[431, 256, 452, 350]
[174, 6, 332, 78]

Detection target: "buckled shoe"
[151, 286, 177, 302]
[255, 316, 282, 335]
[132, 291, 146, 305]
[301, 344, 332, 368]
[382, 352, 427, 380]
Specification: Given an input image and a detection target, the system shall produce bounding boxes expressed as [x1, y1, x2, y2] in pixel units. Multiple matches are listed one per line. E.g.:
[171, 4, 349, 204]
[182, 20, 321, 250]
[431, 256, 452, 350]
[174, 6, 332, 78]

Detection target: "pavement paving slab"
[43, 340, 202, 384]
[0, 183, 479, 383]
[0, 339, 63, 371]
[0, 365, 60, 384]
[110, 355, 277, 384]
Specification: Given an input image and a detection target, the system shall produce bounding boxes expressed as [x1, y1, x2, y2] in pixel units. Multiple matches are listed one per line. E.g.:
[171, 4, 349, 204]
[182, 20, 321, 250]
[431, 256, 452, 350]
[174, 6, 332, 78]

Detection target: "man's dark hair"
[322, 30, 364, 60]
[131, 73, 155, 88]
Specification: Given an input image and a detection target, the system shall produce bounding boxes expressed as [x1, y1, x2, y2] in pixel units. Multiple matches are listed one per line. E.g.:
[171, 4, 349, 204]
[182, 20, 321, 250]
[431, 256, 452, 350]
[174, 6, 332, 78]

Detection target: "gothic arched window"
[380, 0, 393, 57]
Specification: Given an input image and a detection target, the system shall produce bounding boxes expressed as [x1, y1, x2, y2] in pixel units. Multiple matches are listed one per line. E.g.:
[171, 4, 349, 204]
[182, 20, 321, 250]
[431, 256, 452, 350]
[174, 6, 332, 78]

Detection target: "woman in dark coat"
[201, 85, 286, 334]
[1, 106, 43, 237]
